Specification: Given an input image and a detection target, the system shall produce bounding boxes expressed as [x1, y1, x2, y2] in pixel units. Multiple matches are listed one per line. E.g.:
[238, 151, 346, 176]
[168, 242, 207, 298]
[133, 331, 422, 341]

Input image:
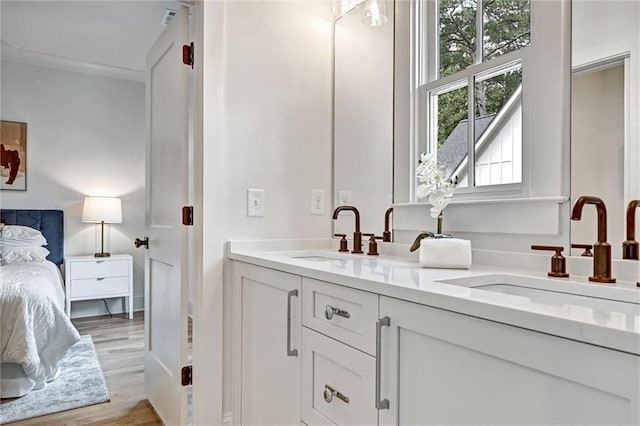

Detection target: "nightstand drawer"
[70, 259, 129, 279]
[70, 277, 130, 298]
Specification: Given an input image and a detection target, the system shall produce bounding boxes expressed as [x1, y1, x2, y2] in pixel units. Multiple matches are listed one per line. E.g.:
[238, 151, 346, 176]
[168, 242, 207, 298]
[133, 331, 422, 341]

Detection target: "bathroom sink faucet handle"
[334, 234, 349, 252]
[531, 245, 570, 278]
[363, 233, 383, 256]
[571, 243, 593, 257]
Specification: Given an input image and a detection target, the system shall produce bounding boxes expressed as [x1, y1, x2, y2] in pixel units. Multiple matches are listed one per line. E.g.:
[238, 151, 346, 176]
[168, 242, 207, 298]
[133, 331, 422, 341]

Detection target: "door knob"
[134, 237, 149, 249]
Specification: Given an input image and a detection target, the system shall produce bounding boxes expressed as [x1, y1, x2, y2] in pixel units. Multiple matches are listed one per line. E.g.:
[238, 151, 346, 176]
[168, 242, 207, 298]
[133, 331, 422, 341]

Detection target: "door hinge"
[182, 206, 193, 226]
[182, 206, 194, 226]
[182, 42, 194, 68]
[181, 365, 192, 386]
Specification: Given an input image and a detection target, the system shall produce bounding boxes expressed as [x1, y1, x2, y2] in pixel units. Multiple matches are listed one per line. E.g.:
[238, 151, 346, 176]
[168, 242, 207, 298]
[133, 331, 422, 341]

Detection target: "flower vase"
[437, 211, 443, 234]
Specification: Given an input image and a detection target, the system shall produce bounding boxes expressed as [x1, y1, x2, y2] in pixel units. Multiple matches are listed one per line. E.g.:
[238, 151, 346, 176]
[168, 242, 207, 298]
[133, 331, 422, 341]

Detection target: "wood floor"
[9, 313, 163, 426]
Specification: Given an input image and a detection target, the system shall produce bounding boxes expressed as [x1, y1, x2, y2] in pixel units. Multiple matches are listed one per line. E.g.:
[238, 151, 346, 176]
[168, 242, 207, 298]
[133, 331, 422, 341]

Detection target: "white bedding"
[0, 261, 81, 397]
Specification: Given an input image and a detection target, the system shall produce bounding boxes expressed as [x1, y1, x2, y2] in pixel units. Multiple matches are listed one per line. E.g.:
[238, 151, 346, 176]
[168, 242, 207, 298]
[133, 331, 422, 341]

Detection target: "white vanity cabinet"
[378, 296, 640, 425]
[233, 260, 639, 425]
[238, 263, 302, 426]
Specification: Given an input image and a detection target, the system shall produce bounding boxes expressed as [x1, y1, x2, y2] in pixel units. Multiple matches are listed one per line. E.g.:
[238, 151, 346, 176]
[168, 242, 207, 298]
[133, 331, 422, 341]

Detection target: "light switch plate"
[247, 188, 265, 217]
[311, 189, 325, 215]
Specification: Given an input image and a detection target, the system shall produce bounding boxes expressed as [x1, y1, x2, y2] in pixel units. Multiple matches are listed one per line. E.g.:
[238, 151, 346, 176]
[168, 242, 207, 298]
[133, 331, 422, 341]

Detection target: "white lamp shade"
[82, 197, 122, 224]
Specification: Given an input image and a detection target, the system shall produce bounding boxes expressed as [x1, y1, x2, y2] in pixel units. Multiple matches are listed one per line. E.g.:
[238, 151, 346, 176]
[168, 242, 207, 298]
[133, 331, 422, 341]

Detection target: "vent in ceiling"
[161, 8, 176, 26]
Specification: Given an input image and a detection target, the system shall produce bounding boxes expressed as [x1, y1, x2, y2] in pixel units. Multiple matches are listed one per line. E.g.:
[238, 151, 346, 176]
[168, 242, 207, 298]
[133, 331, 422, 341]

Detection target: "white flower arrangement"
[415, 152, 455, 219]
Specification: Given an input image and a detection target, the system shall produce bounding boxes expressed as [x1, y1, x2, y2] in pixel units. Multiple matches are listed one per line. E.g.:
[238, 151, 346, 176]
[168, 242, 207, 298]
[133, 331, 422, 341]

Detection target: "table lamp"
[82, 196, 122, 257]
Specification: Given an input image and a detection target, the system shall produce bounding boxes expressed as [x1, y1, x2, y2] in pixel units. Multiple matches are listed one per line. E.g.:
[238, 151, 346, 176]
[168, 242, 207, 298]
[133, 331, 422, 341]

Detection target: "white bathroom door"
[144, 6, 190, 426]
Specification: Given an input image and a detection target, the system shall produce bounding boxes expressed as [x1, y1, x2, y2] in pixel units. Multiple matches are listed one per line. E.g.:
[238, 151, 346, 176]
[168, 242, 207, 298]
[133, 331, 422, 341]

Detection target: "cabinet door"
[378, 296, 640, 425]
[241, 264, 302, 426]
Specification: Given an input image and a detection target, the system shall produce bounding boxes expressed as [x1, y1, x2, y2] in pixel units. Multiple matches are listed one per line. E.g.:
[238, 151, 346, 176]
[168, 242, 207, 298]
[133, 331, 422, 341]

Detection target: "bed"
[0, 209, 81, 398]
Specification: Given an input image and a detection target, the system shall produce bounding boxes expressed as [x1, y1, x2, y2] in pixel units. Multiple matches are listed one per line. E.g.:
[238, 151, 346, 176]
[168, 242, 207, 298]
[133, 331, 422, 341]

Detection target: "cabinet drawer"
[69, 259, 129, 279]
[70, 277, 130, 299]
[302, 278, 378, 355]
[302, 328, 377, 426]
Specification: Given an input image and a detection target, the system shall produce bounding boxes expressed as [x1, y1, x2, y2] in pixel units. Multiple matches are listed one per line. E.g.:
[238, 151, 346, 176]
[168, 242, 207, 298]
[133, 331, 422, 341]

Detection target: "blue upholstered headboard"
[0, 209, 64, 265]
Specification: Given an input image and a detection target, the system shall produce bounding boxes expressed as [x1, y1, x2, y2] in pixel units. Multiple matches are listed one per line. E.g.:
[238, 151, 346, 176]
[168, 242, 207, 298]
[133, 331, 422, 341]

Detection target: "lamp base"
[94, 252, 111, 258]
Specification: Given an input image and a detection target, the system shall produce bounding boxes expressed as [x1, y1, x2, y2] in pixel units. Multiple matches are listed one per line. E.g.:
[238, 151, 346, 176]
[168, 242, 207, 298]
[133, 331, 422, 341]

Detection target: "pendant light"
[332, 0, 361, 18]
[362, 0, 388, 27]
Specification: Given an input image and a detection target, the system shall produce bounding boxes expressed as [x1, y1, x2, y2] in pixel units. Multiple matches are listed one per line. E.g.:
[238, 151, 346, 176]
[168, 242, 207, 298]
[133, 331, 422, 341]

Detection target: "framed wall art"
[1, 121, 27, 191]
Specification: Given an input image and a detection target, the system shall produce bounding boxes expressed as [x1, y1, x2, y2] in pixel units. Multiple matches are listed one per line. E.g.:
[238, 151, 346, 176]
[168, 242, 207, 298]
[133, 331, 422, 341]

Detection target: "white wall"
[0, 60, 146, 317]
[220, 2, 333, 240]
[199, 1, 333, 423]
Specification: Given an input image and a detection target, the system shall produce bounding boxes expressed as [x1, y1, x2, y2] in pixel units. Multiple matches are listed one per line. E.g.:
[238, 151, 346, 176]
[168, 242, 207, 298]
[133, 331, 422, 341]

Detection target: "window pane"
[439, 0, 477, 78]
[435, 85, 469, 187]
[483, 0, 531, 61]
[473, 67, 522, 186]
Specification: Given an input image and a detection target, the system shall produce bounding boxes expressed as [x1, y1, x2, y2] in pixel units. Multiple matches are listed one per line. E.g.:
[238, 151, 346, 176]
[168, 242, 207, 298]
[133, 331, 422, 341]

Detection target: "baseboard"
[70, 297, 144, 319]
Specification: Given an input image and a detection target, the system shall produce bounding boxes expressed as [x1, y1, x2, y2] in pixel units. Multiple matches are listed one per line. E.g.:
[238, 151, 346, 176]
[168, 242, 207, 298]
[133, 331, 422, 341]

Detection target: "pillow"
[0, 225, 48, 247]
[0, 246, 50, 264]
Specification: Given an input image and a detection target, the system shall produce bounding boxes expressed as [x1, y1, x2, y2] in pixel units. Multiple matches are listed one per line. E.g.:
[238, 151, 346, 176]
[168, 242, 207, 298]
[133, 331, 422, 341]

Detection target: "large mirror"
[571, 0, 640, 258]
[333, 1, 394, 238]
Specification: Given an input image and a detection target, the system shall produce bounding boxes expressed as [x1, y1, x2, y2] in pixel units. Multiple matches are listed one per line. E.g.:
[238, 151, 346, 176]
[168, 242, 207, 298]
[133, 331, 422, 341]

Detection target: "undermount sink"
[290, 255, 344, 262]
[438, 274, 640, 319]
[473, 283, 639, 315]
[285, 250, 416, 268]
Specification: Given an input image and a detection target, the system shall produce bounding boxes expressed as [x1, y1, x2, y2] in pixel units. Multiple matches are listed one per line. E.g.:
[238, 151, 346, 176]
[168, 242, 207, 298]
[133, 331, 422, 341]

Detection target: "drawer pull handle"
[376, 316, 390, 410]
[323, 384, 350, 404]
[286, 289, 298, 357]
[97, 277, 105, 281]
[324, 305, 350, 320]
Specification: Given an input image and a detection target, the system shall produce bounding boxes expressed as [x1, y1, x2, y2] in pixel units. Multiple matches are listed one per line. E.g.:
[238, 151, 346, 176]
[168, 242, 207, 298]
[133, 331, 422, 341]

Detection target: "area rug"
[0, 335, 110, 424]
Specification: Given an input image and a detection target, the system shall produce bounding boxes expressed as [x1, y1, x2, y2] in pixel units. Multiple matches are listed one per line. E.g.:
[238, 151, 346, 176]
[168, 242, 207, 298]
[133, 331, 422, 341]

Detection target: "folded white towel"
[419, 238, 472, 269]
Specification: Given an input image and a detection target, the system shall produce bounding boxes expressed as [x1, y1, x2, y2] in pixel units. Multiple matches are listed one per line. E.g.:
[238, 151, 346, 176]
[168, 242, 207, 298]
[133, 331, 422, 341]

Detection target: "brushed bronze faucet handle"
[363, 234, 383, 256]
[531, 245, 570, 278]
[334, 234, 349, 253]
[571, 243, 593, 257]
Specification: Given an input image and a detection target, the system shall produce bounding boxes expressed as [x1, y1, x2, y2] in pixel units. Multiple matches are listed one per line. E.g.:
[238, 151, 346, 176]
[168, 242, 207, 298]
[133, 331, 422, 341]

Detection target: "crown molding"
[1, 45, 145, 82]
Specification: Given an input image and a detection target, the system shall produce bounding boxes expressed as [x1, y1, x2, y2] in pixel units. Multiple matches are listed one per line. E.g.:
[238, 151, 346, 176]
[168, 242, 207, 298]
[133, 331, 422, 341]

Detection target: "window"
[419, 0, 530, 194]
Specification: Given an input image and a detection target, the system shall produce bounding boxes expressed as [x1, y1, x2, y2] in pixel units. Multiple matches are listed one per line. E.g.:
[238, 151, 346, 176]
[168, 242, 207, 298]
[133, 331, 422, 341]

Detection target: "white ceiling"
[1, 1, 180, 80]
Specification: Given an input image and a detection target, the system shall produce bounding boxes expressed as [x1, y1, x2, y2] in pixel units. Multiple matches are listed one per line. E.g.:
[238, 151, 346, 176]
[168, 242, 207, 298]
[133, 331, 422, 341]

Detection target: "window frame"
[415, 0, 532, 199]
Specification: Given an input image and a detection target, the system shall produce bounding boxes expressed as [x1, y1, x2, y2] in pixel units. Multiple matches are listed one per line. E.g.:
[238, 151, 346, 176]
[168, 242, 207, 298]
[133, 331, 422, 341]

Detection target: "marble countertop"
[227, 239, 640, 355]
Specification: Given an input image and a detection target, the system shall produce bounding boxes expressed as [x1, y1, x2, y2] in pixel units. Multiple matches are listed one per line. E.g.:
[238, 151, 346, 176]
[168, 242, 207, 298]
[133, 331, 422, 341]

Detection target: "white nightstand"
[64, 254, 133, 319]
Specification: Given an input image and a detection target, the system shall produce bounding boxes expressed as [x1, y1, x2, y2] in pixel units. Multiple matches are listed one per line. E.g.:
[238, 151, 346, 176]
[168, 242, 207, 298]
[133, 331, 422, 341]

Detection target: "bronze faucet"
[333, 206, 363, 254]
[570, 196, 616, 283]
[623, 200, 639, 260]
[383, 207, 393, 242]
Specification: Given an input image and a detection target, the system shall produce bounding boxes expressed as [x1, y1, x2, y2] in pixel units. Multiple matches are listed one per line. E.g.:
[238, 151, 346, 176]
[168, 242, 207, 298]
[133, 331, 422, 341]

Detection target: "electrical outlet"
[338, 190, 352, 206]
[247, 188, 265, 217]
[311, 189, 325, 215]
